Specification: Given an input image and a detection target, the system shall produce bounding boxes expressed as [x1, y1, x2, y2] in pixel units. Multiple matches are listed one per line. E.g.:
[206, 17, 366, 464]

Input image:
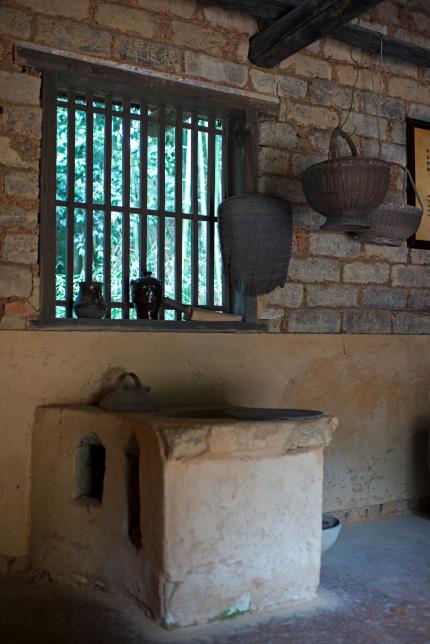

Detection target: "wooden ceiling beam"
[332, 23, 430, 68]
[247, 0, 385, 68]
[203, 1, 430, 70]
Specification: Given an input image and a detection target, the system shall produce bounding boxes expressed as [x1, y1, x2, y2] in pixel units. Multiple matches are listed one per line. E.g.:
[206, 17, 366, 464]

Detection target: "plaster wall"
[1, 331, 430, 559]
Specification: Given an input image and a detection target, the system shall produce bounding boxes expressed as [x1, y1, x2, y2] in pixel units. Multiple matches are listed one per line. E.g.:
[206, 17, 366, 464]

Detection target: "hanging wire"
[376, 31, 384, 159]
[339, 66, 359, 130]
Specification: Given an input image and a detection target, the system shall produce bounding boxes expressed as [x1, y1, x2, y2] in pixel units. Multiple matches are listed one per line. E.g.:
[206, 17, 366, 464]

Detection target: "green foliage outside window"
[55, 100, 224, 318]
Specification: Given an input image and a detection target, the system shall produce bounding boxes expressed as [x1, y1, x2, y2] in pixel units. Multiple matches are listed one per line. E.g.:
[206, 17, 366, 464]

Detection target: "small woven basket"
[301, 127, 390, 231]
[356, 165, 424, 247]
[218, 193, 293, 296]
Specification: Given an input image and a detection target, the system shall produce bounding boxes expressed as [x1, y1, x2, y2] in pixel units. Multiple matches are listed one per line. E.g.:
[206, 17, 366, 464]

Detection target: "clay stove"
[30, 405, 337, 627]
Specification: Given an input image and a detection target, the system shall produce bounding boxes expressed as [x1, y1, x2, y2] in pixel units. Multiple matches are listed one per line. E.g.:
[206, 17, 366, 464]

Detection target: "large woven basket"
[301, 127, 390, 230]
[218, 193, 292, 296]
[357, 165, 423, 247]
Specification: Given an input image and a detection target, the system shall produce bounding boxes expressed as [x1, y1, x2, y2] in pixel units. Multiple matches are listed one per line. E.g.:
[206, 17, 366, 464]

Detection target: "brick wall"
[1, 0, 430, 332]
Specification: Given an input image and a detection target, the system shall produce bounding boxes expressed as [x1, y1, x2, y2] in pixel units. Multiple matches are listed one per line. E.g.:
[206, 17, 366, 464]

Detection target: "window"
[30, 50, 259, 325]
[55, 91, 226, 320]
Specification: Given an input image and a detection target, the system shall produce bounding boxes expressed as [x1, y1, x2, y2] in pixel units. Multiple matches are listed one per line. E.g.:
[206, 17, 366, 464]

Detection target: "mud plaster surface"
[1, 514, 430, 643]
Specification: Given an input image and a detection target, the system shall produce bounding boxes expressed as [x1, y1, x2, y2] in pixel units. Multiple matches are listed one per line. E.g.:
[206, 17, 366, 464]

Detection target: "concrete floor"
[1, 515, 429, 644]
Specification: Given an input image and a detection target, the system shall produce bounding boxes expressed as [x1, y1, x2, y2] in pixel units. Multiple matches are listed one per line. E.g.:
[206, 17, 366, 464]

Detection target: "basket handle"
[329, 127, 358, 160]
[392, 163, 424, 212]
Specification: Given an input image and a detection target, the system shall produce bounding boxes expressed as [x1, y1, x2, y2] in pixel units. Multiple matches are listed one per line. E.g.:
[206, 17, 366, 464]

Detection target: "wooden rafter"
[204, 0, 430, 70]
[248, 0, 385, 67]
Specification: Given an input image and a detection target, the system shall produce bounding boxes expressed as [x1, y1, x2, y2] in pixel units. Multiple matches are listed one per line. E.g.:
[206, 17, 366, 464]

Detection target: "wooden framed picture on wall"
[406, 118, 430, 249]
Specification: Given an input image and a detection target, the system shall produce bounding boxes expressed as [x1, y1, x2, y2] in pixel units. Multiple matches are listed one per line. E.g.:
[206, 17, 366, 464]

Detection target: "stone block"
[410, 248, 430, 265]
[2, 234, 38, 265]
[288, 257, 341, 283]
[29, 275, 40, 310]
[293, 206, 326, 231]
[258, 121, 297, 149]
[291, 153, 325, 176]
[364, 243, 408, 263]
[277, 76, 307, 98]
[0, 315, 26, 330]
[394, 312, 430, 334]
[19, 0, 89, 20]
[235, 38, 249, 64]
[258, 175, 304, 204]
[95, 3, 159, 38]
[343, 262, 389, 284]
[0, 137, 38, 170]
[184, 52, 248, 87]
[379, 143, 406, 165]
[0, 72, 41, 106]
[323, 39, 372, 65]
[250, 69, 277, 95]
[259, 147, 290, 175]
[308, 78, 358, 110]
[307, 284, 357, 307]
[309, 233, 360, 258]
[0, 207, 38, 229]
[260, 308, 285, 320]
[113, 36, 181, 72]
[409, 289, 430, 310]
[336, 65, 375, 91]
[37, 17, 112, 57]
[391, 122, 406, 146]
[344, 112, 387, 140]
[388, 77, 429, 104]
[363, 93, 405, 120]
[138, 0, 197, 19]
[308, 129, 331, 153]
[5, 171, 39, 200]
[288, 309, 340, 333]
[267, 283, 303, 308]
[0, 266, 32, 298]
[408, 104, 430, 122]
[343, 310, 391, 334]
[0, 6, 31, 38]
[286, 104, 338, 129]
[280, 53, 332, 80]
[392, 264, 430, 288]
[1, 106, 42, 139]
[362, 286, 407, 310]
[202, 4, 256, 33]
[172, 20, 231, 55]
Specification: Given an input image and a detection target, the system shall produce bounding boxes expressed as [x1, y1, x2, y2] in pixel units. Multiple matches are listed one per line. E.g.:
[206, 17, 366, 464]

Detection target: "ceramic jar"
[131, 272, 163, 320]
[73, 282, 107, 319]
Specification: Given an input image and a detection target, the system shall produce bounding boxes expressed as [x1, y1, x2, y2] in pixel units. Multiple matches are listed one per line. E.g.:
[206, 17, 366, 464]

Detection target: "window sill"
[29, 318, 266, 333]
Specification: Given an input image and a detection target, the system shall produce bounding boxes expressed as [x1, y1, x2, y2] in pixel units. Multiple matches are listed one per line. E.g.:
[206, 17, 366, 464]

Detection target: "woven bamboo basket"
[218, 193, 293, 297]
[356, 165, 423, 247]
[301, 127, 390, 231]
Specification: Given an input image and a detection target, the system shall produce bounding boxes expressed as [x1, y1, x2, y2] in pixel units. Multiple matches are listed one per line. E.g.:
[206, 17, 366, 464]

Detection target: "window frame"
[19, 46, 265, 330]
[406, 117, 430, 250]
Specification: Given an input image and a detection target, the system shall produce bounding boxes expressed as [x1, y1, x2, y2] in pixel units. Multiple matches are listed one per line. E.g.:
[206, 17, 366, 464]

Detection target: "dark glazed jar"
[131, 272, 163, 320]
[73, 282, 107, 319]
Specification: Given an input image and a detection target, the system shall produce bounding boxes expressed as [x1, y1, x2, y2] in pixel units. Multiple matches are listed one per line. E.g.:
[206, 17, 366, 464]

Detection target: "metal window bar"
[85, 92, 94, 282]
[158, 105, 166, 319]
[65, 90, 76, 318]
[54, 88, 226, 320]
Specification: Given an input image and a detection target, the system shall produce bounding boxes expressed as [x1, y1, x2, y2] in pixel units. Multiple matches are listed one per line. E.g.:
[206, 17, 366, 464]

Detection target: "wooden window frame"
[19, 47, 265, 330]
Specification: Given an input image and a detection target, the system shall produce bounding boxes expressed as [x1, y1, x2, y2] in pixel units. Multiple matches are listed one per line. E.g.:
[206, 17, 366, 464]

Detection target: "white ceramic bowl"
[322, 514, 342, 552]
